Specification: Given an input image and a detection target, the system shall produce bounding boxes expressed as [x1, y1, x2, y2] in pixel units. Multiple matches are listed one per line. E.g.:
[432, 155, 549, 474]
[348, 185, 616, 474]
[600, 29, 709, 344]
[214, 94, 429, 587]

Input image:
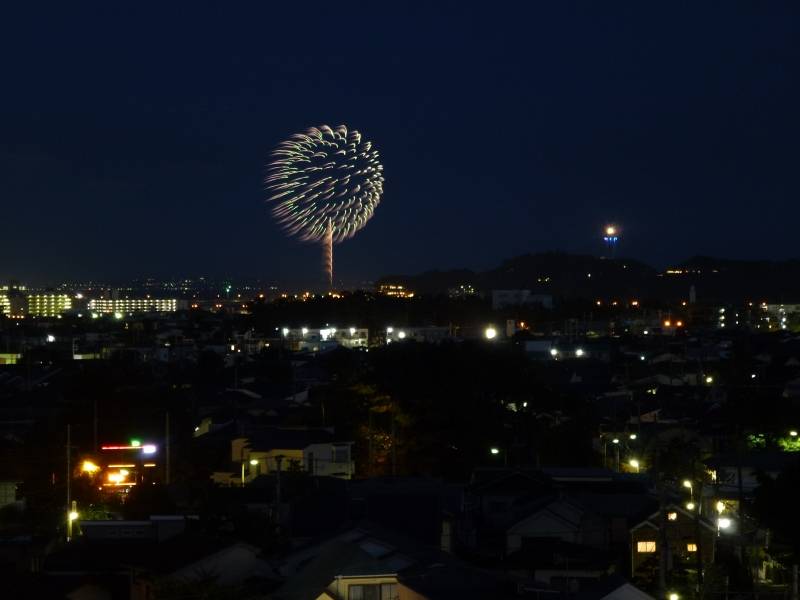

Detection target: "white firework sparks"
[266, 124, 384, 244]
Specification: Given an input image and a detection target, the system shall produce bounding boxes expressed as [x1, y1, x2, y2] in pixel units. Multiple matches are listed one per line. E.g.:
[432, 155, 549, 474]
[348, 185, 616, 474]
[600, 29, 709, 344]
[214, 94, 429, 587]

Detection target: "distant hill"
[378, 253, 800, 303]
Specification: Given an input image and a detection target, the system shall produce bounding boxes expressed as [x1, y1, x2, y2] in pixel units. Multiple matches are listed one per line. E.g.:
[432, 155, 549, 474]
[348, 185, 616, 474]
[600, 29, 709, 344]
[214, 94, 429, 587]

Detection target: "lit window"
[637, 541, 656, 553]
[687, 543, 697, 552]
[667, 512, 678, 521]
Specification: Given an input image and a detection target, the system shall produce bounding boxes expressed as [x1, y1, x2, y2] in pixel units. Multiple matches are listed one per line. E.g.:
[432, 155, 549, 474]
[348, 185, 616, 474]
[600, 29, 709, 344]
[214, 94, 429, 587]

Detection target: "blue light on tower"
[603, 225, 620, 256]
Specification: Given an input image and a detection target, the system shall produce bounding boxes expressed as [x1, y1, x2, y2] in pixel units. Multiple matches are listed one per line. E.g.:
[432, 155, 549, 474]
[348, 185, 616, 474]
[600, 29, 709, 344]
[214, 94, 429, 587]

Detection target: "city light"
[718, 518, 732, 530]
[605, 226, 617, 236]
[249, 459, 259, 466]
[669, 593, 679, 600]
[81, 460, 100, 474]
[790, 430, 798, 437]
[629, 459, 640, 471]
[350, 327, 356, 335]
[386, 327, 394, 334]
[705, 376, 714, 384]
[629, 433, 637, 440]
[490, 447, 500, 455]
[484, 327, 497, 340]
[68, 511, 79, 521]
[301, 327, 308, 335]
[282, 327, 289, 336]
[46, 334, 56, 343]
[131, 439, 141, 447]
[550, 348, 558, 357]
[683, 480, 692, 489]
[142, 444, 157, 454]
[716, 500, 725, 513]
[575, 348, 585, 357]
[664, 320, 671, 327]
[686, 502, 696, 511]
[612, 438, 619, 444]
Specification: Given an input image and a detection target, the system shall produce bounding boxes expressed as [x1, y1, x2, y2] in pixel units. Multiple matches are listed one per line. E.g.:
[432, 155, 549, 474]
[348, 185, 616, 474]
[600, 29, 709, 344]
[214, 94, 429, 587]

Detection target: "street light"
[81, 460, 100, 474]
[686, 502, 696, 511]
[629, 459, 640, 472]
[705, 376, 714, 384]
[484, 327, 497, 340]
[575, 348, 585, 357]
[629, 433, 637, 440]
[241, 458, 259, 486]
[790, 430, 798, 437]
[489, 447, 500, 455]
[718, 517, 732, 530]
[669, 593, 679, 600]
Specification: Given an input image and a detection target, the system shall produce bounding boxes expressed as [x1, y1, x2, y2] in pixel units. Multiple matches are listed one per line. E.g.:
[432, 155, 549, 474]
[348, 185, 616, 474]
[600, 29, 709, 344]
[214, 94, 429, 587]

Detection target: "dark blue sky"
[1, 3, 798, 286]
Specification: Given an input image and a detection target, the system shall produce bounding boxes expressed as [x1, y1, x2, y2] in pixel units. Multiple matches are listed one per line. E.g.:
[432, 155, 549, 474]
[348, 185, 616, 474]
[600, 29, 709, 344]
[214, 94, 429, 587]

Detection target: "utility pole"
[391, 406, 397, 477]
[93, 397, 98, 452]
[165, 412, 171, 485]
[66, 424, 72, 542]
[692, 471, 705, 597]
[275, 455, 284, 533]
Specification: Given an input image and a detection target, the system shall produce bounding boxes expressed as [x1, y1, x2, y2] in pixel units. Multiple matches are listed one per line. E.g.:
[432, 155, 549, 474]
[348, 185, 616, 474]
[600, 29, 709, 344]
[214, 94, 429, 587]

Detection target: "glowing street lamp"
[484, 327, 497, 340]
[686, 502, 696, 511]
[81, 460, 100, 474]
[718, 517, 732, 530]
[489, 447, 500, 455]
[629, 459, 640, 472]
[790, 430, 798, 437]
[575, 348, 585, 357]
[669, 593, 680, 600]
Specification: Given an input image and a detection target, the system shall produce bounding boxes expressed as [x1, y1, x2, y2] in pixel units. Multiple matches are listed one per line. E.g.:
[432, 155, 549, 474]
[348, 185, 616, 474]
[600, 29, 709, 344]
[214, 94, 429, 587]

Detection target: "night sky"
[1, 3, 799, 287]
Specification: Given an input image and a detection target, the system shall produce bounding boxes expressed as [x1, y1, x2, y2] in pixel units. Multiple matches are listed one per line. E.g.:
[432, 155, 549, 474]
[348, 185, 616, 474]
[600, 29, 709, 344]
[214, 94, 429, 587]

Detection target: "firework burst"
[265, 125, 384, 287]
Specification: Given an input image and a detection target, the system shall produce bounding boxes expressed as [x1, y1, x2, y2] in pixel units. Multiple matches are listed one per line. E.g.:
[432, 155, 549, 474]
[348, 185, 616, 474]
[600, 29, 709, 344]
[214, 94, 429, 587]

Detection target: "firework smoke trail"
[265, 124, 384, 288]
[324, 218, 333, 289]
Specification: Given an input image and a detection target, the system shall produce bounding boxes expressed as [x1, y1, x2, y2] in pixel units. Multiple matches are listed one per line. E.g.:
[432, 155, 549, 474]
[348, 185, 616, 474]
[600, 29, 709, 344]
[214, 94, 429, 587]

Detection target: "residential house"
[213, 427, 354, 485]
[630, 504, 716, 579]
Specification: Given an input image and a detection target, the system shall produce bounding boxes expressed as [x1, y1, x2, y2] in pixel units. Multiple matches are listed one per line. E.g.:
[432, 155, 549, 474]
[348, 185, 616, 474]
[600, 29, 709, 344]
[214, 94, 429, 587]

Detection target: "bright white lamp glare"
[142, 444, 157, 454]
[718, 518, 732, 529]
[575, 348, 585, 357]
[484, 327, 497, 340]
